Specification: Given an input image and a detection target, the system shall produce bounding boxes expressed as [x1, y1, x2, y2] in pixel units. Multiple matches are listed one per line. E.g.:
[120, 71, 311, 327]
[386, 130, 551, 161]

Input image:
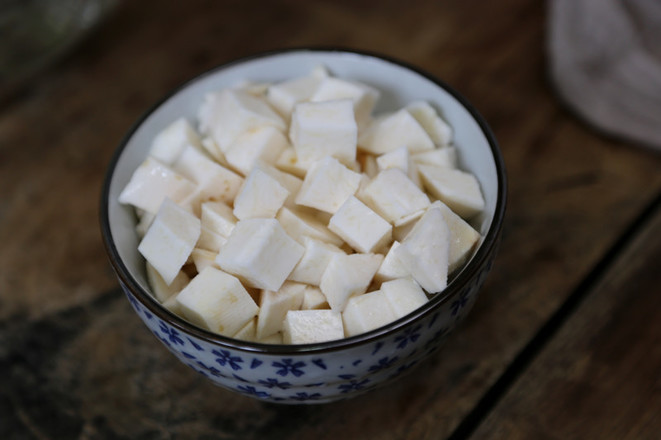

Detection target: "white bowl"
[101, 48, 506, 404]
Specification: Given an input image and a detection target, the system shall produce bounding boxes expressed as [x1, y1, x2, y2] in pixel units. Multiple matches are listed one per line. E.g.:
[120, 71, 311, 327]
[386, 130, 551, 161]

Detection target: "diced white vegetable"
[257, 162, 303, 208]
[215, 218, 304, 291]
[176, 267, 259, 336]
[258, 332, 284, 344]
[342, 290, 396, 337]
[224, 126, 288, 176]
[431, 201, 481, 273]
[233, 317, 257, 342]
[328, 196, 392, 253]
[374, 241, 410, 282]
[276, 207, 344, 247]
[405, 101, 453, 146]
[118, 157, 196, 214]
[310, 77, 379, 131]
[358, 108, 435, 154]
[418, 164, 485, 219]
[380, 277, 428, 317]
[282, 310, 344, 344]
[320, 253, 383, 312]
[232, 166, 289, 220]
[274, 146, 308, 178]
[295, 156, 362, 214]
[190, 248, 219, 273]
[361, 168, 431, 225]
[256, 281, 306, 339]
[196, 225, 227, 253]
[301, 286, 329, 310]
[174, 145, 244, 213]
[376, 145, 409, 173]
[412, 147, 458, 169]
[146, 262, 190, 303]
[289, 99, 357, 166]
[394, 205, 450, 293]
[267, 71, 325, 118]
[135, 211, 155, 238]
[288, 237, 345, 285]
[138, 198, 201, 285]
[149, 117, 202, 165]
[198, 89, 286, 152]
[200, 136, 229, 165]
[200, 201, 237, 238]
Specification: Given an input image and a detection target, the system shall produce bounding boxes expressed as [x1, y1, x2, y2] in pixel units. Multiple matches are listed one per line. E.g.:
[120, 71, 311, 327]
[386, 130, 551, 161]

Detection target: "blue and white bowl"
[100, 48, 506, 404]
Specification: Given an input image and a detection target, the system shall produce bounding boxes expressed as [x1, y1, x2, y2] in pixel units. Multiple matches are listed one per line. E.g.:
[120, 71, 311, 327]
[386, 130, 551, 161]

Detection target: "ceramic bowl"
[100, 48, 506, 404]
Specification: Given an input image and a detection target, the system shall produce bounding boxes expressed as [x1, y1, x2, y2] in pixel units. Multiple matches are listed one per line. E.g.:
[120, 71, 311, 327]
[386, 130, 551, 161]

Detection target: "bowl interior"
[104, 48, 503, 340]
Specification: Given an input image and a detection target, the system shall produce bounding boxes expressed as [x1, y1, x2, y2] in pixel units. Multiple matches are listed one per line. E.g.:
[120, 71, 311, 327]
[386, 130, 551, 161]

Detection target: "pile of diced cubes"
[118, 66, 484, 344]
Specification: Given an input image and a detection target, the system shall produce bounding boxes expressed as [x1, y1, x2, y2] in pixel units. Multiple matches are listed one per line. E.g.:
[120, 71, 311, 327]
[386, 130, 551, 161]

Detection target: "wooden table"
[2, 1, 660, 438]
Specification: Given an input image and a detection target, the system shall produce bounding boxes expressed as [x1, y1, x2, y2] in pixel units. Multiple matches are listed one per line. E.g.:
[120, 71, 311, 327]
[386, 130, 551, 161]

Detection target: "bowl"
[100, 48, 506, 404]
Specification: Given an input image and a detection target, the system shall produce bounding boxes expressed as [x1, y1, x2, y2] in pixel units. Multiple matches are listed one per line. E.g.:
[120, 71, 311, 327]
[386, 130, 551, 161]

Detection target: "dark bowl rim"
[100, 46, 507, 355]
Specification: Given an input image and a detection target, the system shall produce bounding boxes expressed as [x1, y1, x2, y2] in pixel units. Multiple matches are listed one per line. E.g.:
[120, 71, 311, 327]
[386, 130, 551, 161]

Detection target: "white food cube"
[361, 168, 431, 225]
[267, 70, 325, 118]
[175, 267, 259, 336]
[174, 145, 244, 212]
[118, 157, 196, 214]
[358, 108, 435, 154]
[406, 101, 453, 146]
[342, 290, 396, 337]
[215, 218, 304, 291]
[310, 77, 379, 130]
[282, 310, 344, 344]
[149, 117, 202, 165]
[146, 262, 190, 303]
[135, 211, 155, 238]
[289, 99, 357, 166]
[233, 317, 257, 342]
[301, 286, 329, 310]
[295, 156, 362, 214]
[394, 205, 450, 293]
[200, 201, 237, 238]
[232, 166, 289, 220]
[412, 147, 458, 169]
[276, 207, 344, 247]
[320, 252, 384, 312]
[224, 126, 288, 176]
[257, 163, 303, 208]
[274, 146, 308, 178]
[138, 198, 201, 285]
[288, 237, 345, 285]
[418, 164, 485, 219]
[328, 196, 392, 253]
[374, 241, 410, 283]
[380, 278, 428, 317]
[190, 248, 219, 273]
[431, 201, 481, 273]
[376, 145, 410, 173]
[196, 225, 227, 252]
[200, 136, 229, 165]
[198, 89, 286, 152]
[359, 152, 379, 178]
[258, 332, 284, 344]
[256, 281, 306, 339]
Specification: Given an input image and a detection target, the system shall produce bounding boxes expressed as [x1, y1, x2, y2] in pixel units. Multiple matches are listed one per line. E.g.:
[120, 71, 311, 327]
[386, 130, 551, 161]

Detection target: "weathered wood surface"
[1, 1, 661, 438]
[472, 201, 661, 440]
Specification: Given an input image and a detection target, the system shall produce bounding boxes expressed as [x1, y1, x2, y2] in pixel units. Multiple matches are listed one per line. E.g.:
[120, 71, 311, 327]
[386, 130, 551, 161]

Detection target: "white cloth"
[548, 0, 661, 150]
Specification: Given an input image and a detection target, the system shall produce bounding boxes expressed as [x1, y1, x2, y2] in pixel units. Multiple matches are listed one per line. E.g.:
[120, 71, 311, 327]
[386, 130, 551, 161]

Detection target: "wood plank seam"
[445, 190, 661, 440]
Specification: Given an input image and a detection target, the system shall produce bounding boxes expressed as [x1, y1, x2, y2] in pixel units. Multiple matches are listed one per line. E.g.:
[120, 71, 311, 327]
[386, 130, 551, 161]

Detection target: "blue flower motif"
[213, 349, 243, 371]
[236, 385, 270, 399]
[289, 392, 322, 401]
[272, 359, 306, 377]
[311, 359, 327, 370]
[427, 312, 440, 329]
[338, 379, 370, 394]
[158, 321, 184, 346]
[196, 361, 224, 377]
[181, 351, 197, 360]
[143, 309, 153, 320]
[368, 356, 399, 373]
[187, 338, 204, 351]
[250, 358, 263, 369]
[394, 325, 421, 349]
[126, 292, 140, 310]
[451, 290, 470, 316]
[371, 342, 384, 355]
[258, 378, 293, 389]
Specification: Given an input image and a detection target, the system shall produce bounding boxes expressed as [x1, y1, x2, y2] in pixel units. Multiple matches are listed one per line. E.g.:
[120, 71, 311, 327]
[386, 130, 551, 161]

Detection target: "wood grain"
[1, 0, 661, 438]
[471, 200, 661, 440]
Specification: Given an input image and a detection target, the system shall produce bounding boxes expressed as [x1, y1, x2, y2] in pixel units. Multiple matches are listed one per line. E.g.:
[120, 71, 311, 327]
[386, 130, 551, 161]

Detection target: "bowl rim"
[100, 46, 507, 355]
